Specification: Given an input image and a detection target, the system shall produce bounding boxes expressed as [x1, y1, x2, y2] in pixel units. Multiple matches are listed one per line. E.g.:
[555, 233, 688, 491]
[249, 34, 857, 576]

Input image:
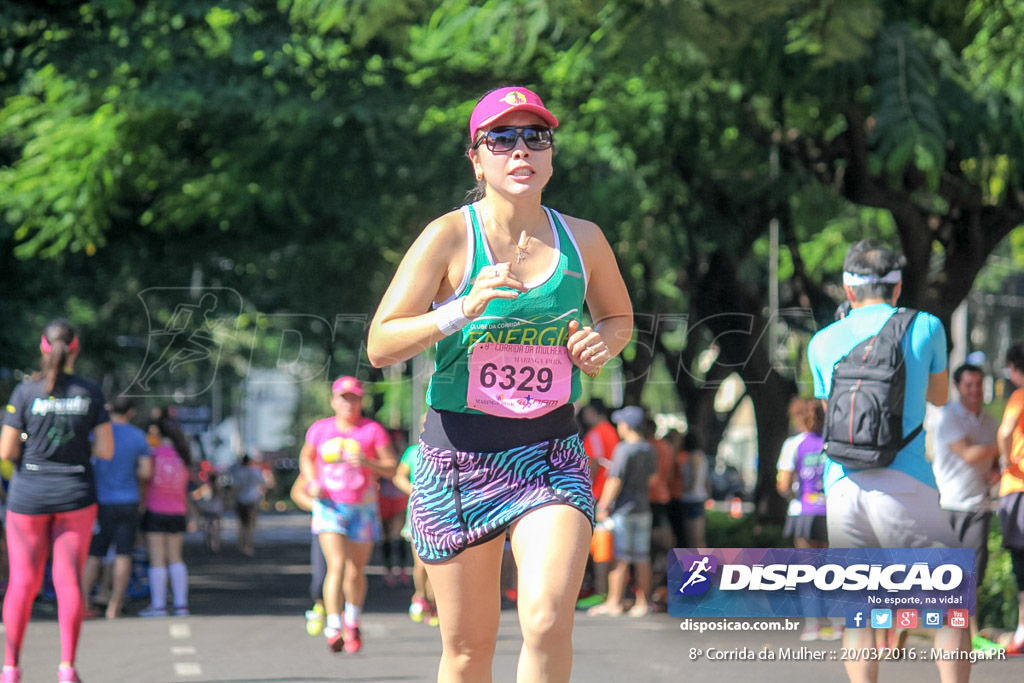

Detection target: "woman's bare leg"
[425, 535, 505, 683]
[511, 506, 591, 683]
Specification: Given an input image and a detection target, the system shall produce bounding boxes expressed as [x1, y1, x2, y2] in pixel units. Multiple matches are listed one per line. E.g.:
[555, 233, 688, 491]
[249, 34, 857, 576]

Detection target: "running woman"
[0, 320, 114, 683]
[367, 86, 633, 682]
[298, 376, 398, 654]
[139, 415, 192, 618]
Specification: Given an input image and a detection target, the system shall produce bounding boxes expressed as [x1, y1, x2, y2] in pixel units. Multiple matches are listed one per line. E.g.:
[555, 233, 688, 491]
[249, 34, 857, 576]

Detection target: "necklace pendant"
[514, 230, 530, 263]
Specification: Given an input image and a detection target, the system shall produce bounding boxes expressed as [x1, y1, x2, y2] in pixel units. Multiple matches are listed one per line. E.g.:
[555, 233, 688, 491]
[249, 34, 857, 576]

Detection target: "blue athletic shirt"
[93, 422, 150, 505]
[807, 303, 947, 493]
[3, 375, 110, 514]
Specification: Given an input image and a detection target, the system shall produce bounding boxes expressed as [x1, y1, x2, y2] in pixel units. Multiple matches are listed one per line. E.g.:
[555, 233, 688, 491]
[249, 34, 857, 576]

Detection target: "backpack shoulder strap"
[886, 308, 923, 449]
[831, 308, 919, 369]
[878, 307, 919, 342]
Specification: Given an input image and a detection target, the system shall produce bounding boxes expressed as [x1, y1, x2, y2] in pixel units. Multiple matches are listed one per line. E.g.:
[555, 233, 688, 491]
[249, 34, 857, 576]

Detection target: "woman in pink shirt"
[139, 414, 192, 617]
[299, 377, 398, 654]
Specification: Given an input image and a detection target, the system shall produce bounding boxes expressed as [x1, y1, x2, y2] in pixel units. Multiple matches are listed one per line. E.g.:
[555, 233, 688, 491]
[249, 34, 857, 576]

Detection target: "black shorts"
[999, 491, 1024, 550]
[237, 503, 258, 527]
[89, 503, 140, 556]
[142, 511, 187, 534]
[946, 509, 992, 583]
[784, 514, 829, 544]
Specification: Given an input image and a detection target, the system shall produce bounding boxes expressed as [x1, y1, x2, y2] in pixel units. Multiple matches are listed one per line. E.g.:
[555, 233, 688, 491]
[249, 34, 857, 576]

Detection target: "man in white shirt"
[932, 363, 1000, 647]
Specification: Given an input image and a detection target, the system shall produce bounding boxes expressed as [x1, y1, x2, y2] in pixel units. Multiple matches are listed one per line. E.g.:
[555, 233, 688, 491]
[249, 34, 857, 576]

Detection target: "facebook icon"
[846, 607, 867, 629]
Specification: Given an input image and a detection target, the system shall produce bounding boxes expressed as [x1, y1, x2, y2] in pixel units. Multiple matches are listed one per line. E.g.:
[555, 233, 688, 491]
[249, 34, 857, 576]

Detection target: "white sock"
[148, 566, 168, 609]
[169, 562, 188, 608]
[326, 613, 342, 631]
[344, 602, 360, 628]
[1014, 625, 1024, 642]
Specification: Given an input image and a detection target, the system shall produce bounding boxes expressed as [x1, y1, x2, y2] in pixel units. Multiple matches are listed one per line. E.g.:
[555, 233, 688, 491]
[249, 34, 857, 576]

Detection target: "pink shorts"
[379, 494, 409, 522]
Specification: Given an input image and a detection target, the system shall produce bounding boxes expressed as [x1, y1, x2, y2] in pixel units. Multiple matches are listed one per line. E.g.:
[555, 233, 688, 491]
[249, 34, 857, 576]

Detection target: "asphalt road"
[5, 513, 1022, 682]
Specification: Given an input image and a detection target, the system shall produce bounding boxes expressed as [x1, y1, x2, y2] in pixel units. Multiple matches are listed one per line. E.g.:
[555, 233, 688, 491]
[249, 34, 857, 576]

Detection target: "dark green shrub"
[978, 523, 1020, 631]
[705, 510, 786, 548]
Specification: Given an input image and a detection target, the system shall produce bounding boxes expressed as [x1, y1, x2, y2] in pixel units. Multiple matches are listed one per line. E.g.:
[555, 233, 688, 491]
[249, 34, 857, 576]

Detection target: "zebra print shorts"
[409, 434, 595, 564]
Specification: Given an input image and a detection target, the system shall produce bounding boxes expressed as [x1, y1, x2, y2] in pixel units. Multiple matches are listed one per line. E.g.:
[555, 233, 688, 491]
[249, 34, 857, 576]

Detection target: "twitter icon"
[871, 609, 892, 628]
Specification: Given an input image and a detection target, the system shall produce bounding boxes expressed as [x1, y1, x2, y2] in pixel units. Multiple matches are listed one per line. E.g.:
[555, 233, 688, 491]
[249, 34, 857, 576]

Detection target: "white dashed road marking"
[174, 662, 203, 677]
[169, 623, 201, 676]
[169, 623, 191, 639]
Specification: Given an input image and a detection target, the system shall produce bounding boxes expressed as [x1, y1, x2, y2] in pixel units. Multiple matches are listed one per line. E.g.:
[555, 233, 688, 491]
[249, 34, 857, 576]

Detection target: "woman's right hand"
[462, 262, 527, 319]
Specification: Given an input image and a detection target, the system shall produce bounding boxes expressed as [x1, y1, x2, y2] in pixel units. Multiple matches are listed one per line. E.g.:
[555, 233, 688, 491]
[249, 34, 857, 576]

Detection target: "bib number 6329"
[466, 342, 572, 419]
[478, 363, 554, 393]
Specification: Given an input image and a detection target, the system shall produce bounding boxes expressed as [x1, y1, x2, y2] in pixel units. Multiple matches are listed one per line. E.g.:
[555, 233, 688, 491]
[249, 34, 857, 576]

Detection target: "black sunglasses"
[473, 125, 554, 152]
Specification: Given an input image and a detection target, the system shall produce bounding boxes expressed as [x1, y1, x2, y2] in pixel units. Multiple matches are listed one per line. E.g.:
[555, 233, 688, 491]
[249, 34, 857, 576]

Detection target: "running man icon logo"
[678, 555, 718, 596]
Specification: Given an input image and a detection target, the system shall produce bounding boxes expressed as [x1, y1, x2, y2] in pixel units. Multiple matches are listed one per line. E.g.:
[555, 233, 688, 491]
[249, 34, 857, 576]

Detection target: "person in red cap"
[368, 86, 633, 682]
[298, 376, 398, 654]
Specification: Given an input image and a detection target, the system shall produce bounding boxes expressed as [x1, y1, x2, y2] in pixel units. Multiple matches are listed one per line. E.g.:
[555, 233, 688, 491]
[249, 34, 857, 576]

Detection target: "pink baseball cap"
[469, 86, 559, 142]
[331, 376, 364, 397]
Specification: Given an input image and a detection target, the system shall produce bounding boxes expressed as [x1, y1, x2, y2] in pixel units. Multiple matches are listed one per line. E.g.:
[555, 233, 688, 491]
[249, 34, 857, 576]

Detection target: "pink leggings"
[3, 505, 97, 666]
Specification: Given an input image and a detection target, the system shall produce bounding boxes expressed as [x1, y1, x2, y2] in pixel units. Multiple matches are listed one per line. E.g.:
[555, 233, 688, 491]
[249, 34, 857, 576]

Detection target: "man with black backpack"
[808, 240, 969, 682]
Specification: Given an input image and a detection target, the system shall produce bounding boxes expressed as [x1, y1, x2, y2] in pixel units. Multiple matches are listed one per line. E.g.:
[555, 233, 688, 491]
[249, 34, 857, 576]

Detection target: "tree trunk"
[745, 371, 793, 524]
[692, 250, 795, 522]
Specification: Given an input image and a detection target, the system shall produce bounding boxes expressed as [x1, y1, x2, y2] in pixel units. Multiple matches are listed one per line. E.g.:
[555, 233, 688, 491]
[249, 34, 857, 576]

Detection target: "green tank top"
[427, 203, 587, 414]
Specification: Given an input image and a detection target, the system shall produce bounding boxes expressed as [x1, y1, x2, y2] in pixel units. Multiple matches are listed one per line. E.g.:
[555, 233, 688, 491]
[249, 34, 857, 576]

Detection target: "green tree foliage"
[2, 1, 1024, 525]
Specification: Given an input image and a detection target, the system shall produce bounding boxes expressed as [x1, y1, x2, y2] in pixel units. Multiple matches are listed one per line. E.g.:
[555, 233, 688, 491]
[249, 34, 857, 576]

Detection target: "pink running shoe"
[57, 665, 81, 683]
[344, 626, 362, 653]
[1, 666, 20, 683]
[326, 630, 345, 654]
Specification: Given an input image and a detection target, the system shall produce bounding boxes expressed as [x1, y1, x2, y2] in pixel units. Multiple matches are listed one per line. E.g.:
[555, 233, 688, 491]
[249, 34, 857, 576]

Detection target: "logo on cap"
[500, 91, 528, 106]
[332, 376, 363, 396]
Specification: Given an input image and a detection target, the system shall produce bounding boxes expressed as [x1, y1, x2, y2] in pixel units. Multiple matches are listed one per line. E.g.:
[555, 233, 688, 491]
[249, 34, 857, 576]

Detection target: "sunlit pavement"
[4, 512, 1020, 682]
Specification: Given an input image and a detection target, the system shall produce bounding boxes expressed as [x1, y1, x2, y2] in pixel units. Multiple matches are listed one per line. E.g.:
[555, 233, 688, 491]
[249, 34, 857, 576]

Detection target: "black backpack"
[822, 308, 922, 470]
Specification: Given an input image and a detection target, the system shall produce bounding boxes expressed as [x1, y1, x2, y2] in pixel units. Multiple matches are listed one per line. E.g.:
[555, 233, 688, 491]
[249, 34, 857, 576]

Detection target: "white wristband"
[436, 298, 470, 336]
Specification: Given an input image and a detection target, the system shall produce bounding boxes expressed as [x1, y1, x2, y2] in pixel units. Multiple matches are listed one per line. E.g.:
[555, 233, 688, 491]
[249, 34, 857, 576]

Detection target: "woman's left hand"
[567, 320, 610, 378]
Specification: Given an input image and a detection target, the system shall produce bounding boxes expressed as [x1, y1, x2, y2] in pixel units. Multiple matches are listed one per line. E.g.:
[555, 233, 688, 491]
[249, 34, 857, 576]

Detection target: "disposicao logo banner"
[668, 548, 975, 618]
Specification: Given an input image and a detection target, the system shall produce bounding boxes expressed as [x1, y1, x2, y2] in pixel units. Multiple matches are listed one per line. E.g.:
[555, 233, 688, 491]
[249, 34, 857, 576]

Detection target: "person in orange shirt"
[997, 344, 1024, 655]
[576, 399, 620, 603]
[579, 399, 619, 500]
[646, 420, 683, 549]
